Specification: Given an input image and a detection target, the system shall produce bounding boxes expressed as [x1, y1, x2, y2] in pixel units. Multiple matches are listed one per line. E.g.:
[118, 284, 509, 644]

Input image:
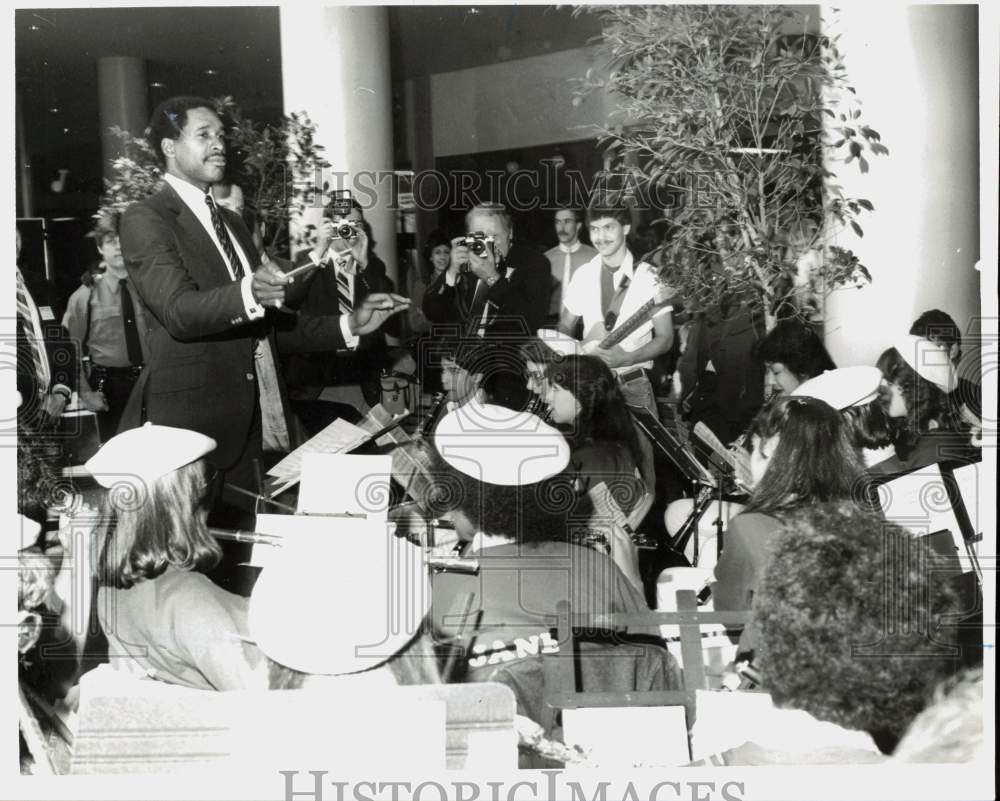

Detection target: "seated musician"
[752, 318, 836, 398]
[872, 335, 980, 475]
[543, 354, 646, 518]
[249, 535, 440, 690]
[426, 404, 676, 743]
[87, 424, 265, 690]
[752, 501, 963, 757]
[790, 365, 897, 468]
[520, 329, 582, 411]
[558, 197, 674, 417]
[665, 319, 839, 564]
[711, 396, 866, 655]
[440, 333, 530, 414]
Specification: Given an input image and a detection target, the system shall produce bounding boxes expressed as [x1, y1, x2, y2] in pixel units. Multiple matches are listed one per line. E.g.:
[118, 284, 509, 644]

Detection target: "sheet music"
[358, 403, 413, 448]
[877, 466, 971, 572]
[691, 422, 753, 490]
[297, 453, 392, 518]
[266, 418, 370, 484]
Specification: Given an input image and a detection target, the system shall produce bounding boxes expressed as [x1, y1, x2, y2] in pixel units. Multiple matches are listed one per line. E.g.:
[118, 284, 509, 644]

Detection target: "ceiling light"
[50, 107, 59, 113]
[150, 81, 166, 89]
[63, 128, 69, 134]
[204, 69, 218, 76]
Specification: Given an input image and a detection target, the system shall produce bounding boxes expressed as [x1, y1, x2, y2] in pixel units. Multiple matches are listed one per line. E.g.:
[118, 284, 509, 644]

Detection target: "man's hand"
[80, 388, 109, 413]
[39, 391, 68, 428]
[448, 236, 470, 283]
[589, 344, 630, 370]
[348, 226, 369, 270]
[467, 242, 500, 284]
[310, 220, 336, 264]
[251, 262, 291, 308]
[348, 293, 411, 336]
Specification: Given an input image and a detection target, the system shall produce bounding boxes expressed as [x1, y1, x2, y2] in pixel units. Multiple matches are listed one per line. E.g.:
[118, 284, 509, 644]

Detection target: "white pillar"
[822, 5, 980, 371]
[279, 5, 397, 285]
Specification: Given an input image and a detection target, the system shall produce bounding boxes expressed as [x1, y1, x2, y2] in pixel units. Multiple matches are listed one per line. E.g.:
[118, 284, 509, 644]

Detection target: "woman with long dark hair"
[873, 335, 977, 474]
[711, 396, 866, 653]
[89, 424, 263, 690]
[543, 355, 645, 508]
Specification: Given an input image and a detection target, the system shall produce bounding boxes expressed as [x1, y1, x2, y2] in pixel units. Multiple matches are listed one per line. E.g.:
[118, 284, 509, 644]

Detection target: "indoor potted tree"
[577, 4, 887, 324]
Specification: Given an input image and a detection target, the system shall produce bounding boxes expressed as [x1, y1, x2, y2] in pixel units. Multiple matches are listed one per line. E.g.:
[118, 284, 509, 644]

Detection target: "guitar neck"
[598, 296, 664, 350]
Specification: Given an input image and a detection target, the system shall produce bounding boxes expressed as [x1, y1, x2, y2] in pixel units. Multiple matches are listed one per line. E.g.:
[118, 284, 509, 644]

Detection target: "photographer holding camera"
[422, 203, 548, 412]
[423, 202, 549, 340]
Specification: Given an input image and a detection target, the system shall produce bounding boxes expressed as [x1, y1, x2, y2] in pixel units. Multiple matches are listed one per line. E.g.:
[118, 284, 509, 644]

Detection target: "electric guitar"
[581, 278, 676, 371]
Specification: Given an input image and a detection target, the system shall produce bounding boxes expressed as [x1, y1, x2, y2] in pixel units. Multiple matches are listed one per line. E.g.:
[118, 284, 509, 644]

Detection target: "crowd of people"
[14, 94, 985, 772]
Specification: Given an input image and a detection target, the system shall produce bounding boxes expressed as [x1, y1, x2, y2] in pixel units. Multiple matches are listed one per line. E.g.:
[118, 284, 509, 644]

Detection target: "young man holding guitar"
[557, 200, 675, 417]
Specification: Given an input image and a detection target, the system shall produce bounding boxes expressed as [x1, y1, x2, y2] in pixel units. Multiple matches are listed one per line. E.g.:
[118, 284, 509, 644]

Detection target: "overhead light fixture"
[63, 128, 69, 133]
[50, 107, 59, 113]
[150, 81, 166, 89]
[204, 69, 218, 76]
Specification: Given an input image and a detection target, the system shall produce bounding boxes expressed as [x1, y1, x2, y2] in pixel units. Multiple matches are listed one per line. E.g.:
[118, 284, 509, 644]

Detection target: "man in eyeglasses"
[558, 198, 674, 417]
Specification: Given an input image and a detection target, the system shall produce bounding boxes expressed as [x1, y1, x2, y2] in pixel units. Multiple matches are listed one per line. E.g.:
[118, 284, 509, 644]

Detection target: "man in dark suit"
[422, 203, 548, 409]
[118, 96, 407, 515]
[281, 199, 411, 431]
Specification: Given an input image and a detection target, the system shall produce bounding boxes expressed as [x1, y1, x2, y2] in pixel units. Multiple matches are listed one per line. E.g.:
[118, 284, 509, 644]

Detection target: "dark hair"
[585, 199, 631, 228]
[423, 448, 586, 545]
[746, 396, 865, 516]
[876, 347, 962, 460]
[545, 355, 643, 468]
[753, 319, 836, 379]
[841, 398, 896, 450]
[146, 96, 218, 167]
[421, 228, 451, 282]
[98, 459, 221, 589]
[910, 309, 961, 351]
[555, 206, 584, 223]
[755, 501, 962, 751]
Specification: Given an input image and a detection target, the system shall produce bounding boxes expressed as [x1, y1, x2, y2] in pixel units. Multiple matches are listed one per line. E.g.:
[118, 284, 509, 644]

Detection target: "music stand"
[628, 407, 743, 564]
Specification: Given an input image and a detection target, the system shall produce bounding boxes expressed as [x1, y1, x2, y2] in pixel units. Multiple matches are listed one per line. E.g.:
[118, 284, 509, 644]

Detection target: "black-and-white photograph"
[4, 2, 995, 798]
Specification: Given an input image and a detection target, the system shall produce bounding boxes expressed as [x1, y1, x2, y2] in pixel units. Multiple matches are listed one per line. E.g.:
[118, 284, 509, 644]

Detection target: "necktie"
[15, 270, 50, 394]
[204, 191, 245, 279]
[119, 278, 144, 366]
[336, 268, 353, 315]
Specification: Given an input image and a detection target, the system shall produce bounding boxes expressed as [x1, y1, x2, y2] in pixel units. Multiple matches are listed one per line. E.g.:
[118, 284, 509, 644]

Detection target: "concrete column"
[97, 57, 149, 181]
[279, 5, 397, 285]
[821, 5, 980, 371]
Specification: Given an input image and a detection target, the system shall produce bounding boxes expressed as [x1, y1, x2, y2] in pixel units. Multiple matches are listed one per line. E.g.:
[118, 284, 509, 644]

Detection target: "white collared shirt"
[164, 173, 264, 321]
[563, 249, 673, 369]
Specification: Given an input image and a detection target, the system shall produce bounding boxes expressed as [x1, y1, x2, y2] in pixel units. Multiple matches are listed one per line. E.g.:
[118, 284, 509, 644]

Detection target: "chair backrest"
[71, 667, 517, 773]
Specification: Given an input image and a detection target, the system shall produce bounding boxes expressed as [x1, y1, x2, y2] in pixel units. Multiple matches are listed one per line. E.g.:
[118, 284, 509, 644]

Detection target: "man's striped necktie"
[336, 268, 353, 315]
[15, 270, 51, 394]
[204, 191, 246, 279]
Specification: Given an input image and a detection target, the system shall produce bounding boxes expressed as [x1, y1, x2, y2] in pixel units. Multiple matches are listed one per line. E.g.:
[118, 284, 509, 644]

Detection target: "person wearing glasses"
[86, 423, 265, 691]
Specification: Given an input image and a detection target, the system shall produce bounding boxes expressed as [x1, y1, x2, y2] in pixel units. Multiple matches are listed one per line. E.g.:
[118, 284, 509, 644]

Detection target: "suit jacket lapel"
[159, 182, 237, 288]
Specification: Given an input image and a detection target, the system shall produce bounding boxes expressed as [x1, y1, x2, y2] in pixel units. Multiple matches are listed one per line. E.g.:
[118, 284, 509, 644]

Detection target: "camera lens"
[336, 223, 355, 239]
[469, 239, 486, 256]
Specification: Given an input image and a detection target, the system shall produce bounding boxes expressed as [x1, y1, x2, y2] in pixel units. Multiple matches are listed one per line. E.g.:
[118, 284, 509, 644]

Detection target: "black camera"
[332, 220, 360, 240]
[461, 232, 495, 257]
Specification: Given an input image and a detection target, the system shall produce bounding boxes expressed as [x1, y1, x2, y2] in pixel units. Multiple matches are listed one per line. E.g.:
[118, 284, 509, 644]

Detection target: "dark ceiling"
[14, 5, 602, 201]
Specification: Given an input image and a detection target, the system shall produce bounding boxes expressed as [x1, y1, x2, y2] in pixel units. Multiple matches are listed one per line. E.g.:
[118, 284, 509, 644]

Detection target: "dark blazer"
[422, 241, 550, 337]
[119, 181, 346, 471]
[16, 269, 79, 409]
